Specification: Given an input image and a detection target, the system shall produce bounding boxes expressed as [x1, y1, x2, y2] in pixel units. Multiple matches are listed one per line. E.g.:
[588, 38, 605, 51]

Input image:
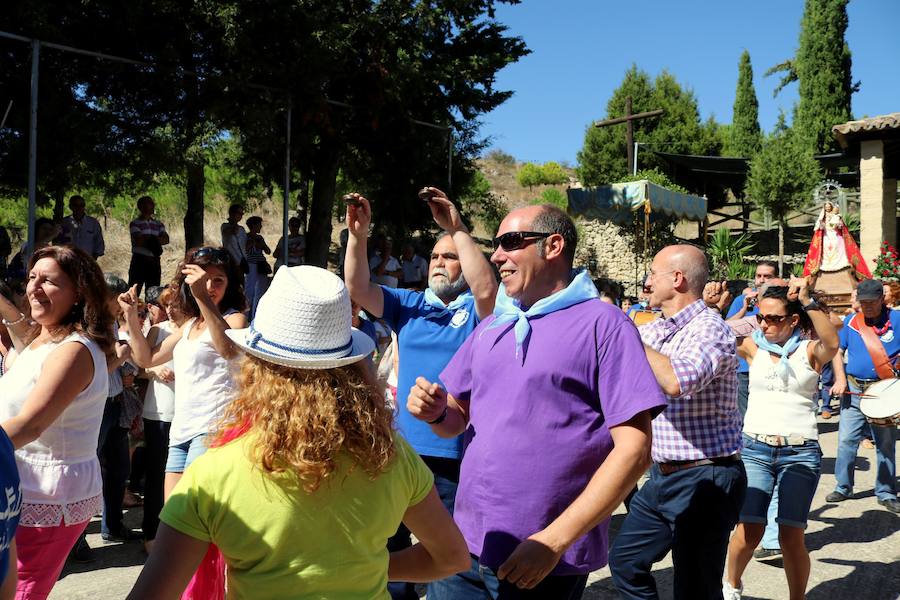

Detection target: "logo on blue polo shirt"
[450, 308, 470, 328]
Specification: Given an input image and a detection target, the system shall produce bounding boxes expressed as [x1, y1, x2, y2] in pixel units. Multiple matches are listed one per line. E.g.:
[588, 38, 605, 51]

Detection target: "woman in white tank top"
[724, 278, 839, 600]
[0, 246, 116, 598]
[122, 247, 247, 501]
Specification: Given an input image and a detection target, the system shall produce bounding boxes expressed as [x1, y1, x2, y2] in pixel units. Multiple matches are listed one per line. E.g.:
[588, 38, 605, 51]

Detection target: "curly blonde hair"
[214, 356, 396, 493]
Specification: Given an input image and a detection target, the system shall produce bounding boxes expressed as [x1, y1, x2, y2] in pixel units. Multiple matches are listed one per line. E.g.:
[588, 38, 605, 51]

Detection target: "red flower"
[883, 269, 890, 275]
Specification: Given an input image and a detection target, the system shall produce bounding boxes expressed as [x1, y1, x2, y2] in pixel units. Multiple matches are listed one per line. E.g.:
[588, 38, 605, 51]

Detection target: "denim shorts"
[740, 434, 821, 529]
[165, 434, 209, 473]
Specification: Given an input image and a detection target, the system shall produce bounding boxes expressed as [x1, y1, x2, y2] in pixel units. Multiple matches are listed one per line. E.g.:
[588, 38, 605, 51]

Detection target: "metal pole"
[27, 40, 39, 260]
[0, 100, 12, 130]
[633, 142, 639, 175]
[447, 129, 453, 192]
[282, 98, 292, 268]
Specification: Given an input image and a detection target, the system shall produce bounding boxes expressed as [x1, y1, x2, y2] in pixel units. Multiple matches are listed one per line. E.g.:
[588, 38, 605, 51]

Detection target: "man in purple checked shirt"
[610, 245, 747, 600]
[407, 204, 666, 599]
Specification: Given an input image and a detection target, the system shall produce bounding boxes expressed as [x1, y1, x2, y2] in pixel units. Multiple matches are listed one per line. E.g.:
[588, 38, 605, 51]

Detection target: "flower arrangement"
[873, 241, 900, 282]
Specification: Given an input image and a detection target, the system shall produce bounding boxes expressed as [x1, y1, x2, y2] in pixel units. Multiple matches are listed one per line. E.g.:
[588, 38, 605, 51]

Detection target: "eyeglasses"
[756, 313, 789, 326]
[647, 269, 676, 280]
[492, 231, 551, 251]
[193, 247, 230, 263]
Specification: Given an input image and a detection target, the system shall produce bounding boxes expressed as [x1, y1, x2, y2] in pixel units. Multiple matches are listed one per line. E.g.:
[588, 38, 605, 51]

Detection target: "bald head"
[658, 245, 709, 295]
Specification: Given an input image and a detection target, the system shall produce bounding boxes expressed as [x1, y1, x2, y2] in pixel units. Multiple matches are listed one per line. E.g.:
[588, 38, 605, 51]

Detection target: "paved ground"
[51, 417, 900, 599]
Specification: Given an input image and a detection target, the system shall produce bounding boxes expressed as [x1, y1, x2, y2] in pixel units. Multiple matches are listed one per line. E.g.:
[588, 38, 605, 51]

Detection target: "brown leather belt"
[656, 454, 741, 476]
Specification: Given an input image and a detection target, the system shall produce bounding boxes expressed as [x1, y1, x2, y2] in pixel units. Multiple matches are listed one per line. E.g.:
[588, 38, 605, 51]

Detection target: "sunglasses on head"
[756, 313, 790, 326]
[193, 247, 230, 263]
[492, 231, 551, 251]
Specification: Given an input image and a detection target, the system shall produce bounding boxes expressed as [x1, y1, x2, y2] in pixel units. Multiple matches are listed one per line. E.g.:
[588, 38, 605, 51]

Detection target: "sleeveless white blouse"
[744, 340, 820, 440]
[0, 332, 108, 526]
[142, 320, 176, 422]
[169, 317, 239, 445]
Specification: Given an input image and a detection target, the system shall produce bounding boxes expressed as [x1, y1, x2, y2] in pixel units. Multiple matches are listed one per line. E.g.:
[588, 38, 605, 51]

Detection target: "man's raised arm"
[425, 187, 497, 319]
[344, 194, 385, 318]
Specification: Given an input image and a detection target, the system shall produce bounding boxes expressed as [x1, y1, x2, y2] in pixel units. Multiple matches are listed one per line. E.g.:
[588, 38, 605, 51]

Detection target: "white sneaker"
[723, 581, 743, 600]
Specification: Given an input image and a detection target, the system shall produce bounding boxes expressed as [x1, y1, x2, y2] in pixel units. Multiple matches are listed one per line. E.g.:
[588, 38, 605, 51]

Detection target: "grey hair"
[531, 205, 578, 267]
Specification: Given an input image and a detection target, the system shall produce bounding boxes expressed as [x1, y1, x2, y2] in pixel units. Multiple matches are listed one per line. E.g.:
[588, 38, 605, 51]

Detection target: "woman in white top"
[724, 278, 838, 600]
[0, 245, 116, 599]
[138, 286, 185, 552]
[122, 247, 247, 499]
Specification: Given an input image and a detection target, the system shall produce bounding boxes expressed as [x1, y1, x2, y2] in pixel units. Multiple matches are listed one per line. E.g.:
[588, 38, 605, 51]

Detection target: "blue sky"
[479, 0, 900, 165]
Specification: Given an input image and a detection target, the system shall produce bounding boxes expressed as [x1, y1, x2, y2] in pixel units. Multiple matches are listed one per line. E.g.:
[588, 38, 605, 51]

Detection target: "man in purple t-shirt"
[408, 205, 666, 599]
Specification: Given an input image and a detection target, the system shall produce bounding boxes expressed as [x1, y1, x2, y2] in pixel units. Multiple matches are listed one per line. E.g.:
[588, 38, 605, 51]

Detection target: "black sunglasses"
[192, 247, 230, 263]
[492, 231, 552, 251]
[756, 313, 790, 326]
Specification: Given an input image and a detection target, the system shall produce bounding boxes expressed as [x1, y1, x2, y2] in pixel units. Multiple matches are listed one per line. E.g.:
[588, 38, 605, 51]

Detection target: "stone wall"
[574, 218, 645, 296]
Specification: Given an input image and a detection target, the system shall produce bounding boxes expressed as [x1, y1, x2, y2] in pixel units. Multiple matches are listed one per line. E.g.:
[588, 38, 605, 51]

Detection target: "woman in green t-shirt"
[127, 266, 469, 600]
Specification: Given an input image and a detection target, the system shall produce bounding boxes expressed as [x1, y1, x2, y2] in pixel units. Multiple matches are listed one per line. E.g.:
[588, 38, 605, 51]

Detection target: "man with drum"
[828, 278, 900, 513]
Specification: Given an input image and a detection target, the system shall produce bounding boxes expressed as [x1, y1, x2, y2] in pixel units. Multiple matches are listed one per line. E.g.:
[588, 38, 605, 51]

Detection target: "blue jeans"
[740, 435, 821, 529]
[609, 460, 747, 600]
[428, 555, 588, 600]
[98, 397, 131, 536]
[834, 381, 898, 500]
[388, 456, 460, 600]
[761, 486, 780, 550]
[165, 434, 209, 473]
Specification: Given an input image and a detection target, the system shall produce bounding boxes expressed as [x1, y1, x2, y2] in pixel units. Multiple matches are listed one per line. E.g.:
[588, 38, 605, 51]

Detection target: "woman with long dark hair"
[0, 246, 116, 599]
[123, 246, 247, 498]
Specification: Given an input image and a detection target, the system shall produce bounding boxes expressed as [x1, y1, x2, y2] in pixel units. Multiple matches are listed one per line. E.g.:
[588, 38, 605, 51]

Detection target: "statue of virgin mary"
[802, 202, 871, 279]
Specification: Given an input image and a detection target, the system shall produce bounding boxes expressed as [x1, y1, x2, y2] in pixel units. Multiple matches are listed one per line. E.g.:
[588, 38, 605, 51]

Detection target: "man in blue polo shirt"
[344, 188, 498, 599]
[829, 279, 900, 513]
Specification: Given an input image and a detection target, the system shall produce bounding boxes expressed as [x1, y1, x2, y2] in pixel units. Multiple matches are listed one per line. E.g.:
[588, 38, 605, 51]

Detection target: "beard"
[429, 268, 468, 299]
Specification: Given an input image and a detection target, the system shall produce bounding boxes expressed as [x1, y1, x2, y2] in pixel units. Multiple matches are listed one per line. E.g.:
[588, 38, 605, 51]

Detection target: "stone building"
[832, 113, 900, 266]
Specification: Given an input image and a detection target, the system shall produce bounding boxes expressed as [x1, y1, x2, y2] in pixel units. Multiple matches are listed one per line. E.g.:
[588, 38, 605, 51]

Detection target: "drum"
[859, 378, 900, 427]
[631, 309, 661, 327]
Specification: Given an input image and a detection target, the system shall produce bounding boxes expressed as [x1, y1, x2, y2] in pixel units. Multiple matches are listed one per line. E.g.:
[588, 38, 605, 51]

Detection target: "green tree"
[577, 66, 721, 187]
[516, 163, 543, 190]
[530, 188, 567, 210]
[746, 115, 821, 273]
[540, 161, 568, 185]
[766, 0, 854, 154]
[728, 50, 762, 157]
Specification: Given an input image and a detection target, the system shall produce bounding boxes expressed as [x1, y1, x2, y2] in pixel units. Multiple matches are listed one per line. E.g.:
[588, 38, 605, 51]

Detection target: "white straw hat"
[226, 265, 375, 369]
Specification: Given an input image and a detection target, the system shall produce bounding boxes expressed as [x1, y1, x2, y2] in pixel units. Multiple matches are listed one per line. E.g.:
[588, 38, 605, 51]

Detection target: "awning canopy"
[567, 180, 707, 224]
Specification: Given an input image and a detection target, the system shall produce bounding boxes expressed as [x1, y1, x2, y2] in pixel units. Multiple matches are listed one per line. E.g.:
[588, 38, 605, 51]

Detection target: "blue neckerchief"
[423, 289, 473, 321]
[752, 328, 802, 381]
[485, 269, 599, 363]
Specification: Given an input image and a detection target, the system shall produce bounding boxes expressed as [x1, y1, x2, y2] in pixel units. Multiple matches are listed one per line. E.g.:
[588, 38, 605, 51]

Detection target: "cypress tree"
[729, 50, 762, 157]
[794, 0, 854, 154]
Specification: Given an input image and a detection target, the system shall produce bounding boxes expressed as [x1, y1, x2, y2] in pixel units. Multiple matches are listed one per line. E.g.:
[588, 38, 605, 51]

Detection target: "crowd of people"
[0, 187, 896, 600]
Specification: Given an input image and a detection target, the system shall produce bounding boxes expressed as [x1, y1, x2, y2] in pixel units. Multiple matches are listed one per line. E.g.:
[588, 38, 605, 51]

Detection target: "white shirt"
[745, 340, 819, 440]
[61, 214, 105, 257]
[143, 320, 176, 422]
[0, 333, 108, 526]
[169, 317, 239, 445]
[370, 254, 401, 288]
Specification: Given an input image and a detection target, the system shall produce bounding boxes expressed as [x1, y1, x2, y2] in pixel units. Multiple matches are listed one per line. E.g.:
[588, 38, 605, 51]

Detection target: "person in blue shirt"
[828, 279, 900, 513]
[344, 188, 498, 600]
[0, 426, 21, 599]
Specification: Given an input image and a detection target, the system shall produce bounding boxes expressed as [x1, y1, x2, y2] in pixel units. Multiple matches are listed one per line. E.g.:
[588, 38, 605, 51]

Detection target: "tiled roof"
[833, 113, 900, 147]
